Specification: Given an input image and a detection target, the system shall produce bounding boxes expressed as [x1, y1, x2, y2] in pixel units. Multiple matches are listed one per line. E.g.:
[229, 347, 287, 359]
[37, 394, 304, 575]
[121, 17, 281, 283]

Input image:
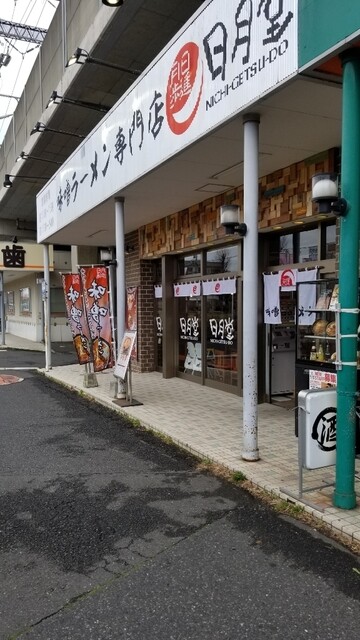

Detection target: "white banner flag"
[202, 278, 236, 296]
[173, 282, 201, 297]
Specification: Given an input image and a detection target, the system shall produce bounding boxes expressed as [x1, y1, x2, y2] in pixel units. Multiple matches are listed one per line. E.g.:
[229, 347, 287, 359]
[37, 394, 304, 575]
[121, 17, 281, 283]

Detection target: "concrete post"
[115, 198, 126, 395]
[0, 271, 5, 346]
[43, 244, 52, 371]
[242, 113, 260, 461]
[333, 49, 360, 509]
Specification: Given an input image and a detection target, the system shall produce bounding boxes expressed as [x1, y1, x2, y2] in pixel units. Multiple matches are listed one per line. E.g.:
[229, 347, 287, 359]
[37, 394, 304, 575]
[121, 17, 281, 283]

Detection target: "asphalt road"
[0, 344, 78, 370]
[0, 363, 359, 639]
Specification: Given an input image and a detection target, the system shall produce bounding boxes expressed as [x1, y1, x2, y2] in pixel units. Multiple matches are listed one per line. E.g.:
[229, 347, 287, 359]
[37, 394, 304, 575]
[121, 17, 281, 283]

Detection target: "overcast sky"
[0, 0, 57, 144]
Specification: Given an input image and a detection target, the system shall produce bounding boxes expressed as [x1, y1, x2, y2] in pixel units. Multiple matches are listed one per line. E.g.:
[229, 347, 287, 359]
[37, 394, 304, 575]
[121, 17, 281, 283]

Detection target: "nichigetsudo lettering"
[206, 39, 289, 111]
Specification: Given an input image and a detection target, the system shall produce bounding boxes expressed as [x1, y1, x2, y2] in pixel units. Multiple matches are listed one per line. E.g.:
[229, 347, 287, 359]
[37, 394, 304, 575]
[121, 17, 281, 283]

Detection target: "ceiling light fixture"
[30, 121, 85, 139]
[66, 47, 141, 76]
[16, 151, 61, 165]
[46, 90, 110, 113]
[3, 173, 48, 189]
[102, 0, 124, 6]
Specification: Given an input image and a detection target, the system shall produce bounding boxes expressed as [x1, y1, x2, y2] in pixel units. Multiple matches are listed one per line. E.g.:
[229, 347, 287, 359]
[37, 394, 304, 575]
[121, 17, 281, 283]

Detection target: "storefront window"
[178, 295, 201, 376]
[325, 223, 336, 259]
[269, 227, 323, 266]
[19, 287, 31, 314]
[269, 233, 294, 266]
[178, 253, 201, 276]
[205, 293, 237, 387]
[206, 245, 239, 274]
[298, 228, 318, 263]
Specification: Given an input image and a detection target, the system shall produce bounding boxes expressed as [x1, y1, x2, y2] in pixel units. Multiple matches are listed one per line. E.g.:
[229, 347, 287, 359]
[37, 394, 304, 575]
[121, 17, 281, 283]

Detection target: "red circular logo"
[215, 282, 220, 293]
[280, 269, 295, 287]
[176, 286, 180, 295]
[166, 42, 203, 135]
[192, 284, 198, 295]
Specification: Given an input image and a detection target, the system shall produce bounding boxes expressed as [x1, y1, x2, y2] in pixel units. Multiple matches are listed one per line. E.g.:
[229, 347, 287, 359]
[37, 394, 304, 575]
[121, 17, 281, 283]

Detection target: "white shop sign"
[37, 0, 297, 242]
[298, 388, 337, 469]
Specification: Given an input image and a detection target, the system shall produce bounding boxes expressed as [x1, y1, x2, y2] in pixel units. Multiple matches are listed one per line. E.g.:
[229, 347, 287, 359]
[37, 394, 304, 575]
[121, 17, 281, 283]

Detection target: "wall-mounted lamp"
[220, 205, 247, 236]
[312, 173, 348, 216]
[16, 151, 61, 165]
[30, 121, 85, 139]
[125, 244, 135, 254]
[100, 248, 113, 262]
[46, 90, 110, 113]
[0, 53, 11, 67]
[66, 47, 141, 76]
[3, 173, 47, 189]
[102, 0, 124, 6]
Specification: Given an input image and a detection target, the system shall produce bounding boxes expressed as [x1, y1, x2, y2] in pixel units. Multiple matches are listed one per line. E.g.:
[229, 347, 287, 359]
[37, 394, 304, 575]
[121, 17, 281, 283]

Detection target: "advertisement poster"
[114, 331, 137, 380]
[309, 369, 337, 389]
[126, 286, 138, 359]
[79, 266, 114, 372]
[62, 273, 91, 365]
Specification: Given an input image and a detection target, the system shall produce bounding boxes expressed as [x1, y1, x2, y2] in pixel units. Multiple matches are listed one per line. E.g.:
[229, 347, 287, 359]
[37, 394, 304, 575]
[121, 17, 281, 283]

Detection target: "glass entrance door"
[177, 295, 201, 377]
[205, 293, 238, 387]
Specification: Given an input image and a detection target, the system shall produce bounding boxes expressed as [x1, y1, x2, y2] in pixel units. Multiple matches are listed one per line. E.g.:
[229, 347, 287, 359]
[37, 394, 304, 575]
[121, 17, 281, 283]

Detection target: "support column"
[162, 254, 177, 378]
[71, 245, 79, 272]
[43, 244, 52, 372]
[0, 271, 5, 346]
[115, 198, 126, 395]
[242, 114, 260, 461]
[333, 49, 360, 509]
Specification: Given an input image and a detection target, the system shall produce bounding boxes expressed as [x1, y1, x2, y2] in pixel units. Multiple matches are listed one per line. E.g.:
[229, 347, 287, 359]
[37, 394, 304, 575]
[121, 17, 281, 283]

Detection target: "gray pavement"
[0, 367, 359, 639]
[1, 333, 360, 546]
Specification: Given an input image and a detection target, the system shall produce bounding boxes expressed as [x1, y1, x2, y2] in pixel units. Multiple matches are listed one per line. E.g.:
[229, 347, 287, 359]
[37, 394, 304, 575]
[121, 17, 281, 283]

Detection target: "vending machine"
[271, 326, 296, 396]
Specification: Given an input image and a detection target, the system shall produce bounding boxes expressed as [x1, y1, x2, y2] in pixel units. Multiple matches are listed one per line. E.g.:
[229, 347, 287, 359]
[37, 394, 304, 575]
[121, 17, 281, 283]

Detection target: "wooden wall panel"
[139, 149, 336, 258]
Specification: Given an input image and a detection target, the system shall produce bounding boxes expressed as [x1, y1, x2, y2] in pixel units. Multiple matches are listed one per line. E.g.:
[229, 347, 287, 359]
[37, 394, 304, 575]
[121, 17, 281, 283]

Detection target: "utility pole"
[333, 48, 360, 509]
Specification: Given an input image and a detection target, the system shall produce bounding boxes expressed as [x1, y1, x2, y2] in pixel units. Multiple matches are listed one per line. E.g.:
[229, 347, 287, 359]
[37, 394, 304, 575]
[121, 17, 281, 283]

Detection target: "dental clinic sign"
[37, 0, 297, 242]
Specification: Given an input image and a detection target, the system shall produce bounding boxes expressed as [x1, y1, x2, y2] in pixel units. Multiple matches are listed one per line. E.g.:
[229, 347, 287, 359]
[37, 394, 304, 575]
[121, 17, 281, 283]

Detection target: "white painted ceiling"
[0, 0, 343, 248]
[39, 74, 342, 247]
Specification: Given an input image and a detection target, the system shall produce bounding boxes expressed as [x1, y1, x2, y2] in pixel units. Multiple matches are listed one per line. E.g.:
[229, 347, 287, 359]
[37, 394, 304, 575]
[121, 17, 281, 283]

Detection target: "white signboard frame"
[37, 0, 297, 242]
[298, 387, 337, 470]
[114, 330, 137, 380]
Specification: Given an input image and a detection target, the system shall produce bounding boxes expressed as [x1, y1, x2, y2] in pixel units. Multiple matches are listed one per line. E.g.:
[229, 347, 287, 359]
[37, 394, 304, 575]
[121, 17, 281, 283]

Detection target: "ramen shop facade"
[36, 1, 342, 399]
[136, 145, 337, 400]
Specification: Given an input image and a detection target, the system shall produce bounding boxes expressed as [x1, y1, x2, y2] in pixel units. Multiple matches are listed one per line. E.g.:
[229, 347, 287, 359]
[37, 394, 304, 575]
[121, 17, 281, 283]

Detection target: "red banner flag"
[62, 273, 91, 365]
[79, 266, 114, 372]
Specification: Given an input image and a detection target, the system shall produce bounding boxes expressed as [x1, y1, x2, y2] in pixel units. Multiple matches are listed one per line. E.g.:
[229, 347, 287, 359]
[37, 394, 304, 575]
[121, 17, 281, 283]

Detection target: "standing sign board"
[114, 331, 137, 380]
[298, 388, 337, 469]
